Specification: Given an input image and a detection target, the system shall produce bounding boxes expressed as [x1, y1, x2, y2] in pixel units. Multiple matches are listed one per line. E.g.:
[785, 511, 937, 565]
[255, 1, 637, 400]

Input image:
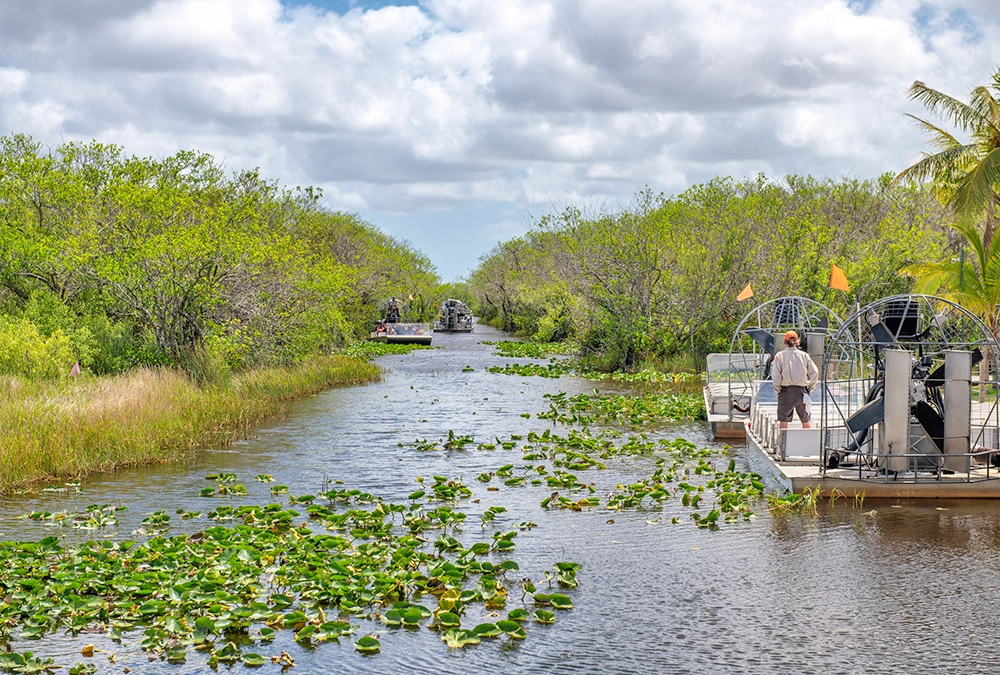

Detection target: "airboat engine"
[867, 348, 973, 473]
[824, 295, 997, 477]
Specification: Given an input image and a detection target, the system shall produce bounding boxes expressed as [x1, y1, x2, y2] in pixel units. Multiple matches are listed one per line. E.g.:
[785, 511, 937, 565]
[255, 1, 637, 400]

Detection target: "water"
[4, 325, 1000, 673]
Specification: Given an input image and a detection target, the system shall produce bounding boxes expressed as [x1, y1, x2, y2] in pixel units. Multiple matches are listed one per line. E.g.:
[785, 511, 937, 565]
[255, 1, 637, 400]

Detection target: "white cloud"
[0, 0, 996, 278]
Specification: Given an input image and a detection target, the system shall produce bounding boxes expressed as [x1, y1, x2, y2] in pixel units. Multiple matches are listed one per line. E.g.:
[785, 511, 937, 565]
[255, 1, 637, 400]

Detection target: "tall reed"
[0, 355, 380, 492]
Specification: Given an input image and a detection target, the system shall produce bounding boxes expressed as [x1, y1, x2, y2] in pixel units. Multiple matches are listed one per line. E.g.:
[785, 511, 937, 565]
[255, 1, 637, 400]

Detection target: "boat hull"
[369, 322, 433, 346]
[745, 420, 1000, 498]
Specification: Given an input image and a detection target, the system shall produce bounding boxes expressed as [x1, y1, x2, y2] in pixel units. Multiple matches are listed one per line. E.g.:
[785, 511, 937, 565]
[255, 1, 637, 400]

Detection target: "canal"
[2, 325, 1000, 674]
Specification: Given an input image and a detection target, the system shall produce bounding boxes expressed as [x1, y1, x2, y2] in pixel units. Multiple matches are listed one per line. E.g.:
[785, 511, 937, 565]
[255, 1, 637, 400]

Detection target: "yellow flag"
[736, 283, 754, 301]
[830, 264, 850, 292]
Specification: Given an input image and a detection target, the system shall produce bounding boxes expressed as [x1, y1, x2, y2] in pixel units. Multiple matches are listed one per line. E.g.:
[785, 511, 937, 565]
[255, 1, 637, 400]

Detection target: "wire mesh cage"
[726, 297, 843, 421]
[821, 294, 1000, 476]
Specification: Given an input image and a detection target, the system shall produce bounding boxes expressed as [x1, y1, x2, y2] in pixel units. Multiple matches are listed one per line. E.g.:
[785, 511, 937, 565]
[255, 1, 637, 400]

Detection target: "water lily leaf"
[507, 608, 529, 622]
[496, 619, 520, 633]
[215, 641, 240, 662]
[282, 610, 308, 628]
[166, 646, 187, 662]
[243, 653, 266, 666]
[194, 617, 215, 634]
[354, 636, 380, 653]
[295, 625, 317, 642]
[549, 593, 574, 609]
[401, 609, 424, 626]
[472, 622, 502, 637]
[533, 593, 550, 605]
[442, 628, 481, 648]
[436, 611, 460, 627]
[533, 609, 556, 624]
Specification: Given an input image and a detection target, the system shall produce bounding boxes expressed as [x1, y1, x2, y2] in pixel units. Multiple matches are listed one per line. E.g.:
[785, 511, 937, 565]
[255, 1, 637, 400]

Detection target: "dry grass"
[0, 355, 380, 493]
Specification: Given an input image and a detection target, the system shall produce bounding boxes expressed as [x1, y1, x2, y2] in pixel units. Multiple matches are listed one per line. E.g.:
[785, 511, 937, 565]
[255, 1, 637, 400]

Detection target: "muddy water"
[4, 325, 1000, 674]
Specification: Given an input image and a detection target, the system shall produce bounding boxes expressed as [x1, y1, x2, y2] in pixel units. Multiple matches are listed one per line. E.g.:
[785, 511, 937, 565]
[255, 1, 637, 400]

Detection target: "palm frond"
[950, 219, 988, 271]
[950, 148, 1000, 216]
[903, 113, 963, 151]
[968, 86, 1000, 134]
[895, 144, 981, 185]
[909, 81, 992, 134]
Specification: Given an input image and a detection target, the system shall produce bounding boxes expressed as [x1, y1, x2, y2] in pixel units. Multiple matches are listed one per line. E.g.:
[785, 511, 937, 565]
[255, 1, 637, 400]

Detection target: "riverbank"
[0, 355, 380, 493]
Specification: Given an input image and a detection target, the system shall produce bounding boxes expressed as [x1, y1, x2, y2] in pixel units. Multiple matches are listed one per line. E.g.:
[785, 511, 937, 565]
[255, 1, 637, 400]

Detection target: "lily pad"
[243, 653, 266, 666]
[436, 611, 461, 628]
[472, 622, 502, 637]
[533, 609, 557, 624]
[354, 636, 381, 653]
[507, 608, 529, 622]
[441, 628, 481, 648]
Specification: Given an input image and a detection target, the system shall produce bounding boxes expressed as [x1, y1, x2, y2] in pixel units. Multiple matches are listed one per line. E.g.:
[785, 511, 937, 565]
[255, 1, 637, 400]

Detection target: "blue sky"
[0, 0, 996, 280]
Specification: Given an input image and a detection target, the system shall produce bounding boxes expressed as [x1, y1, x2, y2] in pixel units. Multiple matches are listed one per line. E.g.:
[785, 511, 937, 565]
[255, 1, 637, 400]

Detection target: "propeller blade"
[913, 400, 945, 453]
[924, 348, 982, 388]
[846, 397, 885, 434]
[870, 321, 897, 348]
[744, 328, 776, 356]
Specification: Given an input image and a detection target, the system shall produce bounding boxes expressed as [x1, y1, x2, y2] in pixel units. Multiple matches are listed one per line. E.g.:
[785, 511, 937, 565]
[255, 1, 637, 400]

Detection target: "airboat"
[435, 299, 475, 333]
[705, 297, 842, 439]
[744, 294, 1000, 498]
[369, 298, 433, 346]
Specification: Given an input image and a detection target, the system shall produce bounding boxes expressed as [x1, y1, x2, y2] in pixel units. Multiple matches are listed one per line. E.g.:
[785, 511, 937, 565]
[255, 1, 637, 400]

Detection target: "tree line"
[0, 134, 438, 380]
[467, 175, 954, 371]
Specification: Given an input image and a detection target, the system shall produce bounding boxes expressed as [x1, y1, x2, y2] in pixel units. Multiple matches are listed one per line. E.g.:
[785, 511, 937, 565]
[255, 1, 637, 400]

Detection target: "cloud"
[0, 0, 996, 278]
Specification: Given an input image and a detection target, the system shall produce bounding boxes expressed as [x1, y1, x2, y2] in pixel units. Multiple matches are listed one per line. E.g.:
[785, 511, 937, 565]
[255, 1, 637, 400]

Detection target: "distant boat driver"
[771, 330, 819, 429]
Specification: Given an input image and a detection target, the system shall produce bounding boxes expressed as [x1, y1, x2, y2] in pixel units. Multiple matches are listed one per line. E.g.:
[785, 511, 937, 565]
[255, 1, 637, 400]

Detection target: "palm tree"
[901, 219, 1000, 340]
[894, 68, 1000, 249]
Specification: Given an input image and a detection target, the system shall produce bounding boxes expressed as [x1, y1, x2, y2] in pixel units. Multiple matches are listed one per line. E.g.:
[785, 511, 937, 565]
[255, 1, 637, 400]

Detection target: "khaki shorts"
[777, 385, 810, 423]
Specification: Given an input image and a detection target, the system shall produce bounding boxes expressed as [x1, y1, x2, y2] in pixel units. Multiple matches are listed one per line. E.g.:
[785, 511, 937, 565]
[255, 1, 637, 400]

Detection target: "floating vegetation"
[19, 504, 126, 530]
[487, 361, 573, 378]
[481, 341, 576, 358]
[581, 369, 704, 386]
[0, 481, 580, 668]
[767, 484, 824, 515]
[445, 430, 475, 450]
[538, 390, 705, 426]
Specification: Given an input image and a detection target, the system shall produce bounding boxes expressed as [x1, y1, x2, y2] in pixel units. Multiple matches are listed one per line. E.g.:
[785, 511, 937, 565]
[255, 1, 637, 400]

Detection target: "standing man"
[771, 330, 819, 429]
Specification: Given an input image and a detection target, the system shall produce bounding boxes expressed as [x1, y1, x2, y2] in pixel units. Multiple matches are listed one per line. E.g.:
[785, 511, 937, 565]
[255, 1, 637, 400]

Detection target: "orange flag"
[736, 283, 754, 301]
[830, 264, 850, 292]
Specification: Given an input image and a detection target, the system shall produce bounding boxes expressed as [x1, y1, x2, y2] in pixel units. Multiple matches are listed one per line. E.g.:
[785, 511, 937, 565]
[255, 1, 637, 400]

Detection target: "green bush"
[0, 317, 75, 379]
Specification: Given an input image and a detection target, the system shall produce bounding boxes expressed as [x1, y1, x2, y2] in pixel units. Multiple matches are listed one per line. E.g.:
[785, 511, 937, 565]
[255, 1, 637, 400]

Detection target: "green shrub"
[0, 317, 75, 379]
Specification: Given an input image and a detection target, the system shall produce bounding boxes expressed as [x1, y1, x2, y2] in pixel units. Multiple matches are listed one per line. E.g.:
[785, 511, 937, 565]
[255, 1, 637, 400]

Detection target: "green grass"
[0, 355, 380, 493]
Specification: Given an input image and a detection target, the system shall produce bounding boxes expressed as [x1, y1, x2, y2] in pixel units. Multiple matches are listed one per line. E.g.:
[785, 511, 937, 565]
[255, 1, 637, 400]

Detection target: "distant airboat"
[369, 297, 433, 346]
[435, 299, 475, 333]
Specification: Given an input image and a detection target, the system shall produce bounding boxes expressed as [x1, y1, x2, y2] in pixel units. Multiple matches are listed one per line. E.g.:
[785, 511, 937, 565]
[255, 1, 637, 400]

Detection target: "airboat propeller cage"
[725, 297, 843, 421]
[823, 295, 1000, 474]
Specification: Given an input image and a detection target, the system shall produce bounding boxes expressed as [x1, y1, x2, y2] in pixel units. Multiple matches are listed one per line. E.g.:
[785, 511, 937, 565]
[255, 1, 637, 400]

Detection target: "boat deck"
[745, 397, 1000, 498]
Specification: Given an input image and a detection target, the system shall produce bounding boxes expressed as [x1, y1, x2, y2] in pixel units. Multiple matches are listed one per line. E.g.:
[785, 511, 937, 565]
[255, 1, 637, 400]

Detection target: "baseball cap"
[783, 330, 798, 341]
